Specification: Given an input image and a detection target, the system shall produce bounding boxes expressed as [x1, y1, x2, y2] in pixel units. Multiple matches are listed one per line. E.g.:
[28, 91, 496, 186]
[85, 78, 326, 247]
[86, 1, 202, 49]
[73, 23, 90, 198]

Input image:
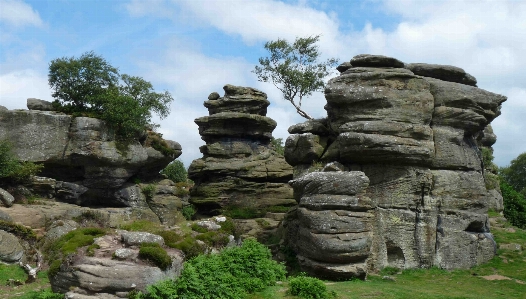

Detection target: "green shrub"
[138, 243, 172, 270]
[136, 239, 285, 299]
[190, 223, 208, 233]
[142, 184, 156, 201]
[0, 140, 43, 182]
[181, 205, 195, 220]
[224, 206, 261, 219]
[172, 236, 206, 259]
[288, 274, 336, 299]
[144, 132, 179, 157]
[501, 181, 526, 229]
[161, 159, 188, 183]
[156, 230, 183, 248]
[19, 289, 64, 299]
[271, 137, 285, 156]
[0, 220, 37, 244]
[196, 231, 229, 247]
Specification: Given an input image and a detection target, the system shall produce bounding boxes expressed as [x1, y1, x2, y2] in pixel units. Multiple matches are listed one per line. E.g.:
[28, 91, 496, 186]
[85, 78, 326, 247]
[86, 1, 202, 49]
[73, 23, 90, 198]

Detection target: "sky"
[1, 0, 525, 168]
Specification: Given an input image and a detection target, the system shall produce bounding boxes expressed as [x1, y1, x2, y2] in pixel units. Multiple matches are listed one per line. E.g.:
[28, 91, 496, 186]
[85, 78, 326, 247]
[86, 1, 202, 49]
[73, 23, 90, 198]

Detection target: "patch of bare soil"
[481, 275, 525, 284]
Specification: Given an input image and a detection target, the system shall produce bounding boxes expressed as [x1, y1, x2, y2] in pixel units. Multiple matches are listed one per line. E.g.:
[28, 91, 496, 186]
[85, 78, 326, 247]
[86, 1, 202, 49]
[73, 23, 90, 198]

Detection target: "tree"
[253, 35, 338, 120]
[161, 159, 187, 183]
[48, 51, 173, 137]
[500, 152, 526, 196]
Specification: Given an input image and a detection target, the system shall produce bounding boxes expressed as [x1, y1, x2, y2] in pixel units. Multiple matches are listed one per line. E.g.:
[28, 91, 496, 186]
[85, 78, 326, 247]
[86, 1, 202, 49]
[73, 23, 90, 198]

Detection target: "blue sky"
[1, 0, 525, 168]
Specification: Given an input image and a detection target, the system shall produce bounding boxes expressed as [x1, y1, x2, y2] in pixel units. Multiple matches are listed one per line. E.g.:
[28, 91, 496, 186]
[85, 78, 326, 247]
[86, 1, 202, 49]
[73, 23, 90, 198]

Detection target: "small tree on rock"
[48, 51, 173, 138]
[253, 35, 338, 120]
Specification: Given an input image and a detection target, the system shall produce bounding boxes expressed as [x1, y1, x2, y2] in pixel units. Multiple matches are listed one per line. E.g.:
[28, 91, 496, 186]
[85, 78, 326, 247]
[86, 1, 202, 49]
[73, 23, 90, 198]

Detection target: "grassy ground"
[248, 215, 526, 299]
[1, 215, 525, 299]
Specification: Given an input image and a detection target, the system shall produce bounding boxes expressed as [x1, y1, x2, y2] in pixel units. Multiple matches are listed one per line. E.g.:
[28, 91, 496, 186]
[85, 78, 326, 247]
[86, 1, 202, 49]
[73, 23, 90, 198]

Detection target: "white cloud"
[0, 0, 44, 28]
[0, 69, 52, 109]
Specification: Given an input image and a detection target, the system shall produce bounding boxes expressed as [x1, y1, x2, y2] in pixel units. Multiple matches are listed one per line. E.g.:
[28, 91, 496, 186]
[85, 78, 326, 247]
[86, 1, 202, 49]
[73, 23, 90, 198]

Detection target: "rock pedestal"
[285, 54, 506, 279]
[188, 85, 294, 215]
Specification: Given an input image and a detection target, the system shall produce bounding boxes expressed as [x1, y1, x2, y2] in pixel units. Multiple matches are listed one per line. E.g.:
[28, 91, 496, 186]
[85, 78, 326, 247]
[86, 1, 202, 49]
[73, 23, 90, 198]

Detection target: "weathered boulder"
[0, 104, 182, 206]
[189, 85, 294, 215]
[284, 54, 506, 279]
[27, 98, 55, 111]
[405, 63, 478, 86]
[0, 230, 24, 263]
[0, 188, 14, 207]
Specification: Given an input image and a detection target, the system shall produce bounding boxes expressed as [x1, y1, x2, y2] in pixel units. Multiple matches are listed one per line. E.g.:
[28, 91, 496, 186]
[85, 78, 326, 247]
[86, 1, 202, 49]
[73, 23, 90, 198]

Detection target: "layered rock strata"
[285, 54, 506, 279]
[189, 85, 294, 215]
[0, 101, 181, 206]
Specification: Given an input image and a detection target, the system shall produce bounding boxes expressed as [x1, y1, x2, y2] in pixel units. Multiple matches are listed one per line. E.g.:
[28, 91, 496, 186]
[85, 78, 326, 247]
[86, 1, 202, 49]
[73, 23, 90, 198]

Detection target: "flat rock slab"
[351, 54, 405, 68]
[120, 231, 164, 246]
[406, 63, 477, 86]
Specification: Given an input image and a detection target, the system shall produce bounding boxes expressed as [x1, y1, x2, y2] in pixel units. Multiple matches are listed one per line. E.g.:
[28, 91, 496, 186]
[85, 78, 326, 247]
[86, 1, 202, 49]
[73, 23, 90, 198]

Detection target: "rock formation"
[0, 100, 182, 207]
[284, 54, 506, 279]
[188, 85, 295, 215]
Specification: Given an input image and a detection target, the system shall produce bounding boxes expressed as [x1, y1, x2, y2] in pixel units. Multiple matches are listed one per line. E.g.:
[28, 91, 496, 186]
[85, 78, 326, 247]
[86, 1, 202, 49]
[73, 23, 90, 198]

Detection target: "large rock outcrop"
[284, 54, 506, 279]
[188, 85, 294, 215]
[0, 101, 182, 206]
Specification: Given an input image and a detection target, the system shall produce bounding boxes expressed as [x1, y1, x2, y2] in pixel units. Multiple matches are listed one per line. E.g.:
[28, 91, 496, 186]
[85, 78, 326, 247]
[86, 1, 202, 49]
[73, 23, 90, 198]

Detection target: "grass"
[0, 264, 54, 298]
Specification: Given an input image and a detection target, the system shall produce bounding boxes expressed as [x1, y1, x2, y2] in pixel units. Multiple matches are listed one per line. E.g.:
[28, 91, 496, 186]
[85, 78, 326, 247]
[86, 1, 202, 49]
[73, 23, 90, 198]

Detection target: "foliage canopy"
[253, 35, 338, 119]
[500, 152, 526, 196]
[48, 51, 173, 137]
[0, 140, 42, 182]
[161, 159, 187, 183]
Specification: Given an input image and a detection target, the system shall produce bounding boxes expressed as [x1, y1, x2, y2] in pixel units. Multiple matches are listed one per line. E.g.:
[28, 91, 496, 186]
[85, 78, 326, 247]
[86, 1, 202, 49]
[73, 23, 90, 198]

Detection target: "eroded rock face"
[189, 85, 294, 215]
[0, 102, 182, 206]
[284, 54, 506, 279]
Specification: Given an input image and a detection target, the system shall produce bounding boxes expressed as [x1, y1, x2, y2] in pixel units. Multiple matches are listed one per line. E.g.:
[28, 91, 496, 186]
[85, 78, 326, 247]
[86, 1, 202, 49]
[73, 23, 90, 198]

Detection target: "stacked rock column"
[188, 85, 295, 216]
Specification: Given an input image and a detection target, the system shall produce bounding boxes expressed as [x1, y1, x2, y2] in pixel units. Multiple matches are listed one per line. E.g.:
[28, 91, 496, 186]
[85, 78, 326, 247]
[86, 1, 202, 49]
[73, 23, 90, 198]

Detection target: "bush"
[161, 160, 187, 183]
[500, 151, 526, 196]
[271, 137, 285, 156]
[172, 236, 206, 259]
[181, 205, 196, 220]
[138, 243, 172, 270]
[0, 140, 43, 182]
[501, 181, 526, 229]
[288, 274, 336, 299]
[142, 184, 156, 201]
[135, 239, 285, 299]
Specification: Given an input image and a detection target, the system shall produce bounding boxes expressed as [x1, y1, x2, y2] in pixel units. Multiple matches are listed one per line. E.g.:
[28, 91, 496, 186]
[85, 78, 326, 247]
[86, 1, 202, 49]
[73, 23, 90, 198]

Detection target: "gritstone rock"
[284, 54, 506, 279]
[189, 84, 294, 216]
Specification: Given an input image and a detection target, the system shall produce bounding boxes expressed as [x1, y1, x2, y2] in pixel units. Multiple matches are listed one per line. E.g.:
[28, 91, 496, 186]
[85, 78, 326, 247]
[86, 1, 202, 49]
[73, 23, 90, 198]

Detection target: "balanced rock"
[189, 85, 294, 215]
[284, 54, 506, 279]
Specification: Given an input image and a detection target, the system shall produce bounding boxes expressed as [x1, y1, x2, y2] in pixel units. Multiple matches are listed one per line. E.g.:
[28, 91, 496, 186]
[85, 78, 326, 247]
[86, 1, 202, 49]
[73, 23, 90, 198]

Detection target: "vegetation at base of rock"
[287, 274, 336, 299]
[138, 242, 172, 270]
[120, 220, 163, 232]
[144, 131, 179, 157]
[500, 151, 526, 197]
[0, 264, 55, 298]
[156, 230, 184, 247]
[142, 184, 156, 201]
[0, 220, 37, 243]
[181, 205, 196, 220]
[45, 227, 106, 278]
[253, 35, 338, 120]
[161, 159, 188, 183]
[481, 147, 498, 173]
[131, 239, 286, 299]
[224, 205, 292, 219]
[196, 231, 230, 247]
[48, 51, 173, 138]
[500, 181, 526, 229]
[172, 236, 206, 259]
[0, 140, 43, 183]
[190, 223, 208, 233]
[86, 243, 100, 256]
[270, 137, 285, 156]
[72, 210, 108, 228]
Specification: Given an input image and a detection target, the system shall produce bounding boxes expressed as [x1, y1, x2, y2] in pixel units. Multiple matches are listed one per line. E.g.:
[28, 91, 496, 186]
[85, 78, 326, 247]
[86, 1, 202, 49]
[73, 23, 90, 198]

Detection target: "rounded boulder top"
[350, 54, 405, 68]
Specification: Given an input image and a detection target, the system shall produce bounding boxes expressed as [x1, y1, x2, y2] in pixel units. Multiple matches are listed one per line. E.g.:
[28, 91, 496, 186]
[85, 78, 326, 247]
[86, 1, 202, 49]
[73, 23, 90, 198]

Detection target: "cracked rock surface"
[284, 54, 506, 279]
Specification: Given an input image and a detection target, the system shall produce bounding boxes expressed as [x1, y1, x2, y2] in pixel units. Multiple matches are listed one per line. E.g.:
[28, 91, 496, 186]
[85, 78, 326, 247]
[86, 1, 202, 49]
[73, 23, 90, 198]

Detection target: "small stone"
[500, 243, 522, 251]
[208, 92, 220, 100]
[214, 216, 227, 222]
[114, 248, 136, 260]
[0, 188, 15, 207]
[27, 98, 55, 111]
[382, 275, 396, 281]
[121, 231, 164, 247]
[197, 220, 221, 231]
[336, 62, 352, 73]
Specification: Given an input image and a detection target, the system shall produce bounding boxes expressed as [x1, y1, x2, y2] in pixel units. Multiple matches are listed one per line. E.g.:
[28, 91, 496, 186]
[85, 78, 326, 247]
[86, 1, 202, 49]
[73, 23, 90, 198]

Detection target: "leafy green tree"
[48, 51, 173, 137]
[500, 181, 526, 229]
[500, 152, 526, 196]
[270, 137, 284, 156]
[161, 160, 187, 183]
[253, 35, 338, 120]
